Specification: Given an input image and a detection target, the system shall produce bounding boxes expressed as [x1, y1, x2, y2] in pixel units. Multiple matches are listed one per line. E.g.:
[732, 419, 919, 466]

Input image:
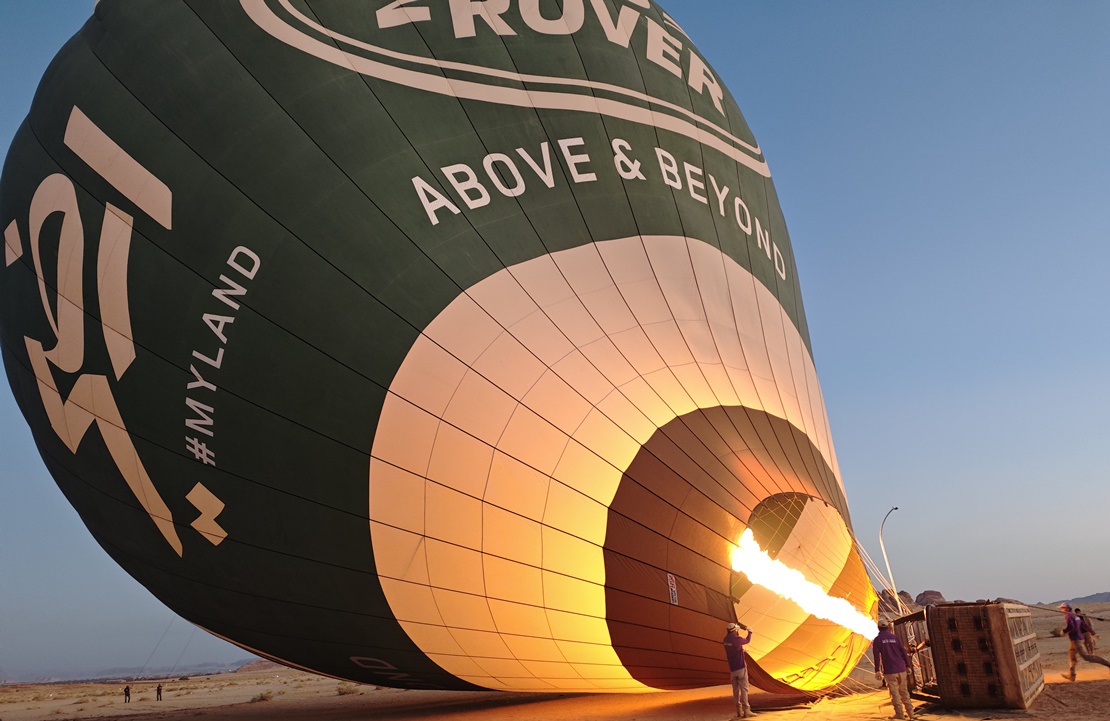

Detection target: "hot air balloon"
[0, 0, 878, 694]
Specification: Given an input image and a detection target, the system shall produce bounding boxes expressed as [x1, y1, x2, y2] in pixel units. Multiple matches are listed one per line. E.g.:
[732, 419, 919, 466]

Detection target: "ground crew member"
[1060, 603, 1110, 680]
[1075, 607, 1100, 654]
[723, 622, 757, 718]
[873, 618, 915, 720]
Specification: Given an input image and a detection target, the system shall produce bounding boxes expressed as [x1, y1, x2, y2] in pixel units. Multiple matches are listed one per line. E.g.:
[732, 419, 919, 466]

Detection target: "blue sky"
[3, 2, 1109, 680]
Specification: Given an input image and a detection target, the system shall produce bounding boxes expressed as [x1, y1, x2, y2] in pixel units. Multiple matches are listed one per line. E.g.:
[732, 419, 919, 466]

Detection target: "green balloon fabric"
[1, 0, 874, 693]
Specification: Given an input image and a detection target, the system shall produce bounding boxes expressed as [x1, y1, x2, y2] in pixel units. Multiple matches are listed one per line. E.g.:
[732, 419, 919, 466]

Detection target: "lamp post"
[879, 506, 906, 615]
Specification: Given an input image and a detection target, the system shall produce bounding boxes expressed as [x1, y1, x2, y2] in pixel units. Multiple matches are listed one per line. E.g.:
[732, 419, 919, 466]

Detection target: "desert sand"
[4, 603, 1108, 721]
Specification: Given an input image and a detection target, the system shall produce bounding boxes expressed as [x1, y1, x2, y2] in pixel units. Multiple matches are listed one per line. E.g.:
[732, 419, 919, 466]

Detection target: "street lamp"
[879, 506, 906, 615]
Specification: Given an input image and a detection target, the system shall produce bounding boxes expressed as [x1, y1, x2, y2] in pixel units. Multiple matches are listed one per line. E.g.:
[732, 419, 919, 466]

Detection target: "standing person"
[1060, 603, 1110, 680]
[873, 618, 915, 720]
[1074, 607, 1100, 654]
[156, 684, 163, 701]
[723, 621, 757, 718]
[123, 685, 131, 703]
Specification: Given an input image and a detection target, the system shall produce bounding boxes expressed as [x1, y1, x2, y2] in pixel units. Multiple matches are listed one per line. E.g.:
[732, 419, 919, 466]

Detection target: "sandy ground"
[4, 604, 1108, 721]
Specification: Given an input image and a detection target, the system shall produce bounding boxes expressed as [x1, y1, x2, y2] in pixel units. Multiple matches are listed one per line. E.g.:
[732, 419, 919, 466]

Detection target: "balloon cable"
[137, 614, 175, 679]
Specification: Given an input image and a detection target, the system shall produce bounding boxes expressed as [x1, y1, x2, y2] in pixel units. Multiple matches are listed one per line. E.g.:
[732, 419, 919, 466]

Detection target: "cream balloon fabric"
[370, 235, 843, 691]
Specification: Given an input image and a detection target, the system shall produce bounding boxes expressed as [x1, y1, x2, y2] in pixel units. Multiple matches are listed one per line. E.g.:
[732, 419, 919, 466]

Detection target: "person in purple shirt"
[1060, 602, 1110, 681]
[1074, 607, 1100, 654]
[723, 622, 757, 718]
[873, 618, 915, 720]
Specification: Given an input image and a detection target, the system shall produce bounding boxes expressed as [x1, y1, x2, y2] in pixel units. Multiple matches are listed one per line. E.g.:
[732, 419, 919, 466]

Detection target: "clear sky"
[3, 1, 1109, 681]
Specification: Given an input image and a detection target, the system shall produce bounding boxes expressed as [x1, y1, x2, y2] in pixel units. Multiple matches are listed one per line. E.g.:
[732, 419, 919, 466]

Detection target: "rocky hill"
[235, 659, 288, 674]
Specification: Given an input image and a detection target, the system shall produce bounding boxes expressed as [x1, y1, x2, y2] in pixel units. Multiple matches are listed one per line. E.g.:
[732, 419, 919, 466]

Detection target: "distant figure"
[1075, 607, 1100, 654]
[723, 621, 757, 718]
[156, 683, 163, 701]
[873, 618, 915, 720]
[123, 685, 131, 703]
[1060, 603, 1110, 680]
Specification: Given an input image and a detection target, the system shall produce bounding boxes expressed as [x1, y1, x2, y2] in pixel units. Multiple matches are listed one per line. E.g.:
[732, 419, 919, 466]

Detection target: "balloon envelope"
[0, 0, 877, 692]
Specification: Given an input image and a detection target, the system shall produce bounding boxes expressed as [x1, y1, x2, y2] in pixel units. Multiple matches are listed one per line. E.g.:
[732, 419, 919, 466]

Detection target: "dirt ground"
[3, 604, 1107, 721]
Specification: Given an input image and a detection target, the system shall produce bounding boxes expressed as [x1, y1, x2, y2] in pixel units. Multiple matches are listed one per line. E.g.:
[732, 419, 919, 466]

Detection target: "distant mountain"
[1036, 592, 1110, 606]
[3, 658, 258, 685]
[96, 658, 258, 679]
